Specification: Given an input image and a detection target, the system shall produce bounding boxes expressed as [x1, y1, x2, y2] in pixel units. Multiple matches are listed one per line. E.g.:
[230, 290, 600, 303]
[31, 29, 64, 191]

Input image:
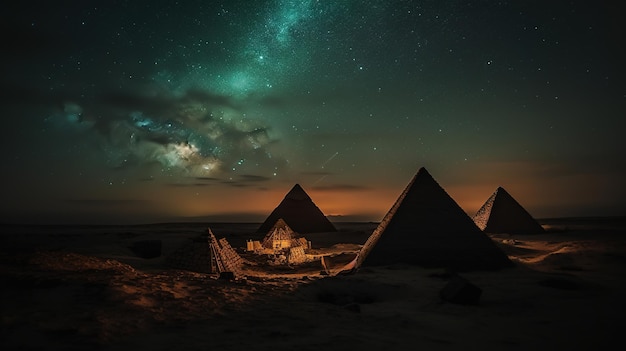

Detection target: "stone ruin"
[166, 228, 245, 279]
[247, 218, 312, 265]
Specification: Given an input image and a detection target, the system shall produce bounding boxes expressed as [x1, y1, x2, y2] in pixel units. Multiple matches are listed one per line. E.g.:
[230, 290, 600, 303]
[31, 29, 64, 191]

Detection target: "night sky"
[2, 1, 624, 224]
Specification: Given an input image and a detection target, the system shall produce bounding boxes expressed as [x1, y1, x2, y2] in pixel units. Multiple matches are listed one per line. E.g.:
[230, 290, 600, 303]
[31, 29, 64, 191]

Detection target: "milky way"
[40, 1, 341, 179]
[2, 1, 624, 223]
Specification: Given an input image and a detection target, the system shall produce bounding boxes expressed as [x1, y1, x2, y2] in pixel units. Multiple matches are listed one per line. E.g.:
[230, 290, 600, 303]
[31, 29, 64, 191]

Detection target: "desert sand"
[1, 218, 625, 350]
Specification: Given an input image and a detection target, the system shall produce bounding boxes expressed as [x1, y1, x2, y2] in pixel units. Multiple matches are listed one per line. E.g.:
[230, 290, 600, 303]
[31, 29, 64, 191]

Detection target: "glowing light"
[63, 102, 82, 123]
[174, 142, 199, 160]
[160, 142, 200, 168]
[199, 159, 221, 175]
[229, 71, 253, 92]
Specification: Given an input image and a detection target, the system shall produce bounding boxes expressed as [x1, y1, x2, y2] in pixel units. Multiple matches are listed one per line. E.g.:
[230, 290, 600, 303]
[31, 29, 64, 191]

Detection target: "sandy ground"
[1, 219, 625, 350]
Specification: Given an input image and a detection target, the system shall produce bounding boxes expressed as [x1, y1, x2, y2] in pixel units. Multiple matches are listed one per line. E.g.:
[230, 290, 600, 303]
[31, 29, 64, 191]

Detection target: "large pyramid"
[257, 184, 337, 234]
[473, 186, 544, 234]
[352, 167, 513, 272]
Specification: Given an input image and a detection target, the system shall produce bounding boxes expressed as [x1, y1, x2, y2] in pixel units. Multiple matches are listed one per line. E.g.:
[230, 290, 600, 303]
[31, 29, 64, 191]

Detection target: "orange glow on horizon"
[151, 184, 400, 222]
[155, 181, 541, 222]
[308, 188, 397, 221]
[108, 160, 624, 224]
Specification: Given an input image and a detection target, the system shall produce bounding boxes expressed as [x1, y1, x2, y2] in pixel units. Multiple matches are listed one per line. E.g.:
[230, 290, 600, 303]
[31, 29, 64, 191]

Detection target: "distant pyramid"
[257, 184, 337, 234]
[350, 167, 512, 272]
[473, 186, 544, 234]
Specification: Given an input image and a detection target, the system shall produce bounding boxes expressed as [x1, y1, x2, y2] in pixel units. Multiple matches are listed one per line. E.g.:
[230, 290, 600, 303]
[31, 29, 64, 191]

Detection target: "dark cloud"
[99, 92, 177, 115]
[65, 198, 148, 206]
[195, 177, 220, 181]
[300, 171, 333, 176]
[99, 88, 235, 116]
[220, 181, 251, 188]
[41, 85, 286, 179]
[183, 89, 235, 108]
[311, 184, 370, 192]
[238, 174, 271, 182]
[218, 174, 272, 188]
[165, 183, 196, 187]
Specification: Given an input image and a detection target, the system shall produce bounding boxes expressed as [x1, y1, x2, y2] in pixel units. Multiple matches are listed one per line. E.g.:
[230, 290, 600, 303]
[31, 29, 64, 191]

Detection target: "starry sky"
[1, 1, 624, 224]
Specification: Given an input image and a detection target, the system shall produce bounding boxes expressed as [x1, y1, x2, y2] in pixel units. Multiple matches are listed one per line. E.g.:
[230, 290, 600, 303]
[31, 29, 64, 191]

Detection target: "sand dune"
[1, 219, 625, 350]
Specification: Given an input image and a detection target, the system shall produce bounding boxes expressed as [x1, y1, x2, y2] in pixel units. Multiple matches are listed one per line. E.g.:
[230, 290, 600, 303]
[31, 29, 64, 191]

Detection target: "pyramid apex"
[412, 167, 438, 186]
[285, 183, 310, 200]
[415, 167, 434, 178]
[494, 186, 512, 198]
[256, 182, 336, 233]
[273, 218, 290, 229]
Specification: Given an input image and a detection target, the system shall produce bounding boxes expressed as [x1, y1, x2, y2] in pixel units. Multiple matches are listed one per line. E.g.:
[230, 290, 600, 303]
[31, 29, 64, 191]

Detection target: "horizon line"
[2, 215, 625, 227]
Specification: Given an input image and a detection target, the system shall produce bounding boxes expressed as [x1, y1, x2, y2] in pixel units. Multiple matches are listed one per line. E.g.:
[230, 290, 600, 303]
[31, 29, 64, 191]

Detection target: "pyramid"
[257, 184, 337, 234]
[261, 218, 298, 249]
[352, 167, 513, 272]
[473, 186, 544, 234]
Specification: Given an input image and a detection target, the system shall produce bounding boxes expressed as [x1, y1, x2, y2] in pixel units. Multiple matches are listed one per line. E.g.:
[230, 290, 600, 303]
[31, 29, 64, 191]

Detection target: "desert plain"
[1, 218, 625, 350]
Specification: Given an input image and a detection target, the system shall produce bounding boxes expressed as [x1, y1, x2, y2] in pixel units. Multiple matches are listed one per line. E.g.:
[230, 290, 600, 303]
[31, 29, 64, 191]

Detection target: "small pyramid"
[257, 184, 337, 234]
[261, 218, 298, 248]
[354, 167, 512, 272]
[473, 186, 544, 234]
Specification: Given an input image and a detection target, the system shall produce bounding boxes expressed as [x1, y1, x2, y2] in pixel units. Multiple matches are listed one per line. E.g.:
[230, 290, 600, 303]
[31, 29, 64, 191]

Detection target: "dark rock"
[439, 274, 482, 305]
[538, 278, 579, 290]
[343, 303, 361, 313]
[219, 271, 236, 280]
[129, 240, 162, 259]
